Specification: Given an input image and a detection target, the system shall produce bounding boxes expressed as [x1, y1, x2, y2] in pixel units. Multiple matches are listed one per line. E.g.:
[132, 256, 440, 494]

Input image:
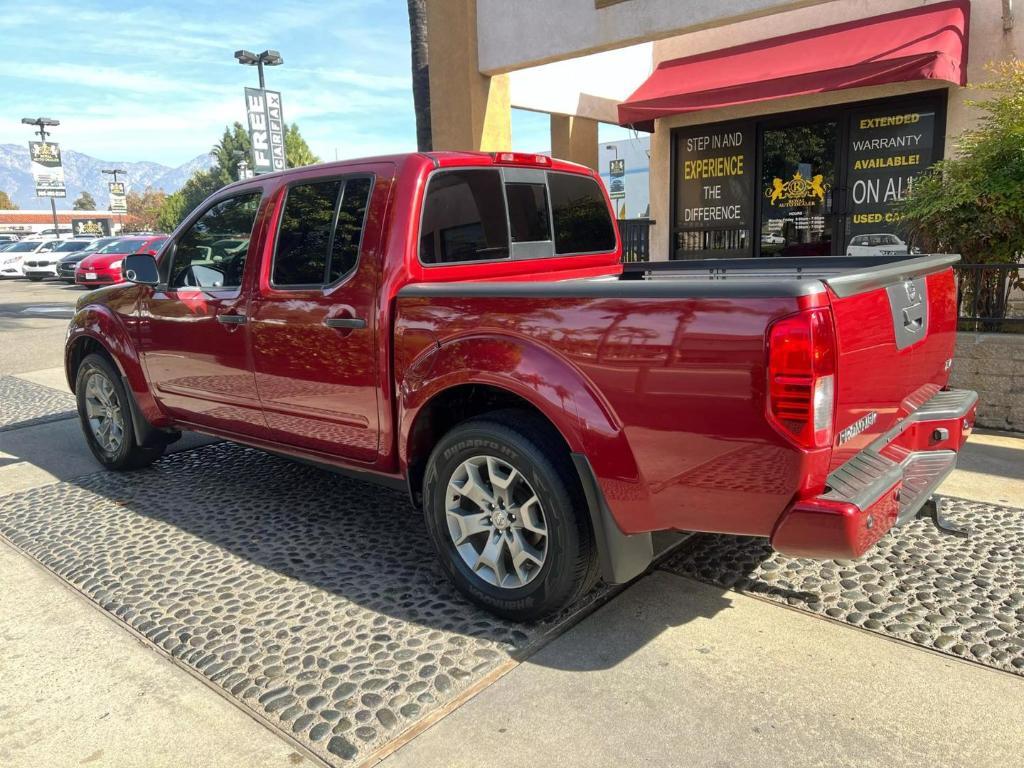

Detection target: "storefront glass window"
[844, 107, 937, 255]
[669, 94, 944, 260]
[760, 121, 837, 257]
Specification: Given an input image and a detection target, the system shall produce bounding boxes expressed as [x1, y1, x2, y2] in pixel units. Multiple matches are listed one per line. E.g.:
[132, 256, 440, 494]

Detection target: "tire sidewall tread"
[423, 415, 594, 622]
[75, 352, 164, 471]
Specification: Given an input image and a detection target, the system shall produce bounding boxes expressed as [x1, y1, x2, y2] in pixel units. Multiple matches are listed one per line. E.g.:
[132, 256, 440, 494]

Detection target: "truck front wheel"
[423, 415, 597, 622]
[75, 353, 166, 471]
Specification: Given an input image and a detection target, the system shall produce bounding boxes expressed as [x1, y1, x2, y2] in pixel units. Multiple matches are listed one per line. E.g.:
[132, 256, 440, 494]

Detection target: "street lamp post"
[233, 49, 284, 174]
[102, 168, 126, 233]
[21, 117, 61, 235]
[234, 49, 283, 90]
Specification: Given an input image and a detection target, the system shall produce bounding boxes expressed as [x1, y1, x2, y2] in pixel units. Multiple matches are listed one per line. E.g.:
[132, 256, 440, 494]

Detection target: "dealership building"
[0, 210, 120, 238]
[426, 0, 1020, 260]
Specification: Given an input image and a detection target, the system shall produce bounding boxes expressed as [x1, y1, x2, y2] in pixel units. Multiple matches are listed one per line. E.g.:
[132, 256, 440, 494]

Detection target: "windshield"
[6, 241, 44, 252]
[54, 240, 92, 252]
[96, 238, 140, 254]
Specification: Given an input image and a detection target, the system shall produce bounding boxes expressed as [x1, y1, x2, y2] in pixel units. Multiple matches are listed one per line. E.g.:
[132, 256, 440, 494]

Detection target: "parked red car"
[75, 236, 166, 287]
[65, 151, 976, 620]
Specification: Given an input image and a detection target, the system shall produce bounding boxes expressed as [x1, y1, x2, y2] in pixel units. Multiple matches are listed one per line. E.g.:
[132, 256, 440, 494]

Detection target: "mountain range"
[0, 144, 214, 210]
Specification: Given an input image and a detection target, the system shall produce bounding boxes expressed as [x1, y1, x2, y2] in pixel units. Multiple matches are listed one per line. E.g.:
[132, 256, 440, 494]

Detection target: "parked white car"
[0, 238, 60, 278]
[23, 238, 95, 281]
[846, 233, 910, 256]
[23, 228, 75, 242]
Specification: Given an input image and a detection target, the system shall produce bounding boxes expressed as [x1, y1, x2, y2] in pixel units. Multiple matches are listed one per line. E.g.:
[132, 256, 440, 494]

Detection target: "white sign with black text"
[244, 87, 287, 174]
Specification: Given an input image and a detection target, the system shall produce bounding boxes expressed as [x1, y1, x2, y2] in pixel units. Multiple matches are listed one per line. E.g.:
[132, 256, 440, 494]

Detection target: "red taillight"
[491, 152, 552, 167]
[767, 309, 836, 449]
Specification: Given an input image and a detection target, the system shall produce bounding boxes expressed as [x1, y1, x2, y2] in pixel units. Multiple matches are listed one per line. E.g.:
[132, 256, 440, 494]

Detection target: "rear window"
[548, 173, 616, 255]
[419, 168, 615, 265]
[505, 182, 550, 242]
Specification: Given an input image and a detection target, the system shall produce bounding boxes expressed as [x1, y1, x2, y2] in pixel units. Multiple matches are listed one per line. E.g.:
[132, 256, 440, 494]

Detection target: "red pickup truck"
[66, 151, 977, 620]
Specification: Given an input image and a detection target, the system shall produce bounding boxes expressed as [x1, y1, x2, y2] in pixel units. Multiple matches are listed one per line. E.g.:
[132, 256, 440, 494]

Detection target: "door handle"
[217, 313, 247, 325]
[324, 317, 366, 330]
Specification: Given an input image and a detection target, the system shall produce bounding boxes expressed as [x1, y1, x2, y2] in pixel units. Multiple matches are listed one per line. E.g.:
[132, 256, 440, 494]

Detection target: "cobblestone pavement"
[663, 497, 1024, 675]
[0, 376, 75, 432]
[0, 443, 602, 765]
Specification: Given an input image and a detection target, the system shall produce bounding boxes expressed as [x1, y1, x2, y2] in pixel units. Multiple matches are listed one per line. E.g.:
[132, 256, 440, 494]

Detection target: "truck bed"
[621, 254, 960, 298]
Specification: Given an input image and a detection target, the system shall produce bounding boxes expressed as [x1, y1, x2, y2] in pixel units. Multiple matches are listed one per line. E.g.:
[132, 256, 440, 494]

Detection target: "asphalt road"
[0, 277, 84, 375]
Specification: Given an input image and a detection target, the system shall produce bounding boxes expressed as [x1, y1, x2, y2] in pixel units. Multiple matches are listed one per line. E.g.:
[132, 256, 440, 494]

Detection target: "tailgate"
[824, 255, 960, 469]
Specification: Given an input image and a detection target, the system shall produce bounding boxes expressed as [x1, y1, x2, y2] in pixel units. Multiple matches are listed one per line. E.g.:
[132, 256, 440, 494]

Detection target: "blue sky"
[1, 0, 625, 167]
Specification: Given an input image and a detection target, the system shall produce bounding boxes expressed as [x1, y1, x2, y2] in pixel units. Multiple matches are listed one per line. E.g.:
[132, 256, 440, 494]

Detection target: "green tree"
[900, 58, 1024, 329]
[285, 123, 320, 168]
[901, 59, 1024, 263]
[73, 190, 97, 210]
[156, 169, 220, 232]
[0, 191, 18, 209]
[211, 122, 253, 184]
[125, 187, 167, 232]
[155, 120, 320, 230]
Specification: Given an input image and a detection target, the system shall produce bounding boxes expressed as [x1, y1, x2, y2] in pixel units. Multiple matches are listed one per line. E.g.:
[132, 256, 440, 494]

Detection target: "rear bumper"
[771, 388, 978, 559]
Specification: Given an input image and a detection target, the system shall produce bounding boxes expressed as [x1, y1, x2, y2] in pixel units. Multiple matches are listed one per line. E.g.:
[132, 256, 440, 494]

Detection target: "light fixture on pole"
[102, 168, 127, 232]
[605, 143, 619, 160]
[21, 117, 62, 235]
[231, 150, 251, 180]
[234, 49, 283, 89]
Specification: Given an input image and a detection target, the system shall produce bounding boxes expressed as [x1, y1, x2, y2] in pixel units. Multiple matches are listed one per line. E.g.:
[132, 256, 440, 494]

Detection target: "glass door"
[759, 120, 839, 257]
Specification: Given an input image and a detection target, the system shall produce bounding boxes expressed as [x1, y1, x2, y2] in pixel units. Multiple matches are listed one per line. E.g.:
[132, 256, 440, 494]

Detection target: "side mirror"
[122, 253, 160, 286]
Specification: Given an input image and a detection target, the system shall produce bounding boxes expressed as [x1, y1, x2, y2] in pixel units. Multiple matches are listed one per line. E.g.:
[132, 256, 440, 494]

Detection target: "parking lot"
[1, 276, 1023, 767]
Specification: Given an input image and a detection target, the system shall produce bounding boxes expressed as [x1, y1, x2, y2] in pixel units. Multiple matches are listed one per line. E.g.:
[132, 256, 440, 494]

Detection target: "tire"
[423, 412, 597, 621]
[75, 352, 165, 470]
[27, 275, 43, 282]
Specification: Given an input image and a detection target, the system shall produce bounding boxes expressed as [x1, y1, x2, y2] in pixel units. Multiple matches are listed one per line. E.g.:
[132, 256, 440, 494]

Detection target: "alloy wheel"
[84, 370, 125, 454]
[445, 455, 549, 589]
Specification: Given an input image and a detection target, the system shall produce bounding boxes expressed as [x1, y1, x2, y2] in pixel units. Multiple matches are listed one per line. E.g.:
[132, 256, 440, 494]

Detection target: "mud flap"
[571, 453, 653, 584]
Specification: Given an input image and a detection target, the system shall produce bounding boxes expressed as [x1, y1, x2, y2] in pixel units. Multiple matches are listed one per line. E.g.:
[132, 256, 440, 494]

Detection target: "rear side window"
[548, 173, 615, 254]
[330, 177, 372, 283]
[419, 170, 509, 264]
[274, 181, 340, 285]
[273, 177, 373, 287]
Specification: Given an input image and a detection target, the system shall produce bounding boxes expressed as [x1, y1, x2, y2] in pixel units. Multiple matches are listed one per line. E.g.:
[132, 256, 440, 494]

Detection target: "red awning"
[618, 0, 970, 130]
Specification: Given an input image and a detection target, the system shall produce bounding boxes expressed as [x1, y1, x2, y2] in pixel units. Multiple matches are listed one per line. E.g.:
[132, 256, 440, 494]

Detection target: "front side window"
[272, 176, 373, 287]
[170, 192, 261, 289]
[548, 173, 616, 254]
[419, 170, 509, 264]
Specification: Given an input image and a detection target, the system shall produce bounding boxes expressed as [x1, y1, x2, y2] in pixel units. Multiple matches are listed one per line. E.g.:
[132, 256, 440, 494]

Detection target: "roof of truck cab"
[217, 151, 596, 192]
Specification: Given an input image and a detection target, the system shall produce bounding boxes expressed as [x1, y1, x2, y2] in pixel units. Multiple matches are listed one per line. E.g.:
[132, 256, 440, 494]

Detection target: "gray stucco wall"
[950, 333, 1024, 432]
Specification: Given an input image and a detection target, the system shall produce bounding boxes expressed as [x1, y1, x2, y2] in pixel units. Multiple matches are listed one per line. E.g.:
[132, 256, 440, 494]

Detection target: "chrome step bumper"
[771, 388, 977, 559]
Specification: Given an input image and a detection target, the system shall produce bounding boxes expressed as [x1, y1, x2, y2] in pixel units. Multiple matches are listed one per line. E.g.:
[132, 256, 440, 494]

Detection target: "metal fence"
[618, 218, 653, 263]
[954, 263, 1024, 333]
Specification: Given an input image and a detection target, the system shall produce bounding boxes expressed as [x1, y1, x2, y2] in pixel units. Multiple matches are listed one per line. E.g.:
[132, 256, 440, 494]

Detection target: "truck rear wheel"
[423, 414, 596, 622]
[75, 353, 166, 471]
